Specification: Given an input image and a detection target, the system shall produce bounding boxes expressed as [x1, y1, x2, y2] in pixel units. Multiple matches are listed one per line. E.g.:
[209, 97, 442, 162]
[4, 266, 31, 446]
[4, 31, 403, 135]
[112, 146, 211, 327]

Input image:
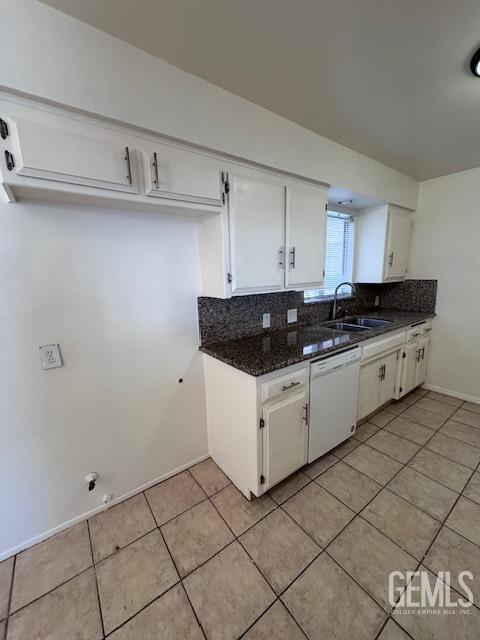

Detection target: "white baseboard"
[422, 383, 480, 405]
[0, 452, 210, 562]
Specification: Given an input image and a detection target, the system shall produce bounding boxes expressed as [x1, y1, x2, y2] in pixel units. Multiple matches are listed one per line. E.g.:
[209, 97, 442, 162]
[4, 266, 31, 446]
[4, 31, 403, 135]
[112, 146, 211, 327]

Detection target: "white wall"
[0, 0, 419, 210]
[409, 167, 480, 401]
[0, 0, 422, 557]
[0, 200, 207, 558]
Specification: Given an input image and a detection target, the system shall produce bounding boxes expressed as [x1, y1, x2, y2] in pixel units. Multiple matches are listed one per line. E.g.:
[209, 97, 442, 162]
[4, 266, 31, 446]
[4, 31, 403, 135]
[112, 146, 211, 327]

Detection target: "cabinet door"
[414, 336, 430, 388]
[380, 351, 399, 405]
[285, 184, 327, 289]
[358, 359, 383, 420]
[229, 173, 285, 294]
[262, 390, 308, 489]
[144, 144, 223, 205]
[9, 116, 139, 193]
[384, 208, 411, 280]
[400, 341, 419, 397]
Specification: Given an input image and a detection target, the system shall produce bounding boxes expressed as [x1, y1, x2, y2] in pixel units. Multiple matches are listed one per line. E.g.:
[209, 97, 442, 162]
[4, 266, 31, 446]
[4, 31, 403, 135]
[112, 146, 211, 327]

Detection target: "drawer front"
[262, 367, 308, 403]
[406, 326, 424, 342]
[421, 321, 433, 335]
[361, 332, 405, 362]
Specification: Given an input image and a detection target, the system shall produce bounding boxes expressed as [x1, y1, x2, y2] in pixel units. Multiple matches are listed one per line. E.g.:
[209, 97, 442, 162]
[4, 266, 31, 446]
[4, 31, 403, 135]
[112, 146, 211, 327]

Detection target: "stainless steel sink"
[323, 321, 371, 332]
[347, 317, 393, 328]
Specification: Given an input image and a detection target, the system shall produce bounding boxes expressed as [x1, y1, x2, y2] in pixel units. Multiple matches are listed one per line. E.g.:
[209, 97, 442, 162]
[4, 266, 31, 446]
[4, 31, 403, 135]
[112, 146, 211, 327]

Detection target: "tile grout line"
[142, 489, 208, 640]
[86, 520, 106, 640]
[4, 555, 16, 640]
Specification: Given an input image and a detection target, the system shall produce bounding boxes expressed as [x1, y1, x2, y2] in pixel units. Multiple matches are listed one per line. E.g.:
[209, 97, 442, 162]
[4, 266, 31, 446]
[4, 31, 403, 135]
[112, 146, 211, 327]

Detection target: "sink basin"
[323, 321, 371, 332]
[347, 317, 393, 328]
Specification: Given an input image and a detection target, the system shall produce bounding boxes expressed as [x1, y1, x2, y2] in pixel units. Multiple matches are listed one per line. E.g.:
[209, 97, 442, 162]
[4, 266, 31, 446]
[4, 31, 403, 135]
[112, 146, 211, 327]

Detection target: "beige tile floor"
[2, 390, 480, 639]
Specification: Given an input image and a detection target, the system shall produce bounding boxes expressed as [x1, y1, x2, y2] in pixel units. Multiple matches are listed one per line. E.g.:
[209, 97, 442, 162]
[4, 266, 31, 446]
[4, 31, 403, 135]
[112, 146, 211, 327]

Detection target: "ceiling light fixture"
[337, 198, 356, 205]
[470, 47, 480, 77]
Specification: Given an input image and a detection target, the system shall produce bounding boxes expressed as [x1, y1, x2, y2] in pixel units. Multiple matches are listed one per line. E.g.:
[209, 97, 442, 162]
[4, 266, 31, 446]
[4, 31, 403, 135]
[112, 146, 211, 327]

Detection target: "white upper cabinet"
[285, 184, 327, 290]
[7, 115, 139, 194]
[0, 97, 224, 215]
[142, 143, 224, 206]
[355, 204, 412, 283]
[384, 207, 412, 280]
[228, 172, 285, 294]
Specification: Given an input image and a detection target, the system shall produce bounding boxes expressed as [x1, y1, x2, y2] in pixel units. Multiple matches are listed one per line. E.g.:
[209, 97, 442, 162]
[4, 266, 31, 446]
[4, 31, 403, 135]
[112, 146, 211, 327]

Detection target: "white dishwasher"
[308, 346, 361, 463]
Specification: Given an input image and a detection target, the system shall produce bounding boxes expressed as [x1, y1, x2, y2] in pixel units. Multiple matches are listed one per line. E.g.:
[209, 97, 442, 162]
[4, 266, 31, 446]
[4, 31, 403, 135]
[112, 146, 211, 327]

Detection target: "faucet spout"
[332, 282, 357, 321]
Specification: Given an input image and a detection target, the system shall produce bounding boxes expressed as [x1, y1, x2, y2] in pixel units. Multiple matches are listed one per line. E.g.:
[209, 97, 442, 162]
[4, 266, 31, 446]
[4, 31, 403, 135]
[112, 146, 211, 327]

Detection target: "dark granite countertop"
[199, 310, 435, 376]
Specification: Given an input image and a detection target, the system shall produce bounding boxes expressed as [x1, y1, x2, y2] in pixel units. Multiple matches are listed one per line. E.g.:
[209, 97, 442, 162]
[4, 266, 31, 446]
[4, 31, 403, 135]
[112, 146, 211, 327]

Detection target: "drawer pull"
[424, 327, 432, 332]
[281, 381, 300, 391]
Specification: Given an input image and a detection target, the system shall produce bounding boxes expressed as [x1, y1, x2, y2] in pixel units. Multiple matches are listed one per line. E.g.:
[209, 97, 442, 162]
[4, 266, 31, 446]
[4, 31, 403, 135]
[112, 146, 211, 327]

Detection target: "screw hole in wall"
[178, 378, 183, 383]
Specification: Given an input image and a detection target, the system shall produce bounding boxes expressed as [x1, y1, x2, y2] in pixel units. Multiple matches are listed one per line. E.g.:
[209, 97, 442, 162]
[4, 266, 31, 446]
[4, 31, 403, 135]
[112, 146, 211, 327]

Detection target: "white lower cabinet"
[358, 350, 400, 421]
[415, 335, 430, 387]
[203, 355, 309, 498]
[399, 331, 431, 397]
[261, 389, 308, 490]
[358, 320, 433, 417]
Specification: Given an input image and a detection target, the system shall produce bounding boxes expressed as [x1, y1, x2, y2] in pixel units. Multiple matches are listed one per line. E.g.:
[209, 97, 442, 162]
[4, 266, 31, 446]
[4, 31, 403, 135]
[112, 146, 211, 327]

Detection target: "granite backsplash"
[198, 279, 437, 345]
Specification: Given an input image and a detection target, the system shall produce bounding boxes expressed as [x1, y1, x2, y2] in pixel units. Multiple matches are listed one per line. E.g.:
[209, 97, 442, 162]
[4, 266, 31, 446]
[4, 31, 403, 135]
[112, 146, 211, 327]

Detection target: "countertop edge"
[199, 312, 435, 377]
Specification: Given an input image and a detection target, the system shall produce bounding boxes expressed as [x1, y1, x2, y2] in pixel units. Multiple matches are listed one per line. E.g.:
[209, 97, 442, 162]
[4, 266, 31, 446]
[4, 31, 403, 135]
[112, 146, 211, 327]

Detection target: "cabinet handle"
[415, 349, 421, 362]
[152, 151, 159, 188]
[281, 381, 300, 391]
[388, 252, 394, 267]
[289, 246, 296, 269]
[421, 346, 426, 360]
[278, 247, 285, 268]
[424, 327, 432, 333]
[378, 365, 384, 381]
[382, 364, 386, 380]
[125, 146, 132, 185]
[302, 403, 309, 425]
[411, 332, 421, 337]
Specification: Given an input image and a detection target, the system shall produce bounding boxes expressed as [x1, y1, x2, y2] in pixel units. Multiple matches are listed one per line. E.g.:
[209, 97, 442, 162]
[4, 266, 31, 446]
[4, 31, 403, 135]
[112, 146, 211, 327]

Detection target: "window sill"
[303, 293, 354, 305]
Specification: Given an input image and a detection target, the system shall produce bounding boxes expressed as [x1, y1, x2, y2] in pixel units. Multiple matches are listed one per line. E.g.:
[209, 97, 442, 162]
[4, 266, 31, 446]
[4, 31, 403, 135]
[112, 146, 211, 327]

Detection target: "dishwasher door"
[308, 349, 360, 463]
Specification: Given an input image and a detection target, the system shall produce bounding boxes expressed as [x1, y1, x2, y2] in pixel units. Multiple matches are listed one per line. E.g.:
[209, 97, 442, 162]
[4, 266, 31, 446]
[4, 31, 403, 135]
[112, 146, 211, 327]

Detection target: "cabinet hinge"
[0, 119, 8, 140]
[260, 474, 265, 485]
[227, 272, 233, 284]
[221, 171, 230, 194]
[259, 417, 265, 429]
[4, 150, 14, 171]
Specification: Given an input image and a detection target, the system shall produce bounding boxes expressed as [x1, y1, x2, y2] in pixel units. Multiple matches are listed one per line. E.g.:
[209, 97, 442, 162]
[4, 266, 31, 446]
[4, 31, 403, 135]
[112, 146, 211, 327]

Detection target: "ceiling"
[39, 0, 480, 180]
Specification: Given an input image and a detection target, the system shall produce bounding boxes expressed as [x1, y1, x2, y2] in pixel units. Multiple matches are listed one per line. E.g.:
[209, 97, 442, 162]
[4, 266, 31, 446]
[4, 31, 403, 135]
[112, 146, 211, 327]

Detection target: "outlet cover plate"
[39, 343, 63, 370]
[262, 313, 271, 328]
[287, 308, 297, 324]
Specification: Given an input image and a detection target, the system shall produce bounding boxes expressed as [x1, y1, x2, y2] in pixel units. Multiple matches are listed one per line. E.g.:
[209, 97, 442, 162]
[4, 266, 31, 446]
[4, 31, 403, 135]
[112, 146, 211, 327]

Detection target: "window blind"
[304, 211, 354, 300]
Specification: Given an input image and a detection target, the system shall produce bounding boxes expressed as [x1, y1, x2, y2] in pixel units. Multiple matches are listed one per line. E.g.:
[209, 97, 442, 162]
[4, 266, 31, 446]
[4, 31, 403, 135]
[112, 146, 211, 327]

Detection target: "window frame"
[304, 207, 356, 303]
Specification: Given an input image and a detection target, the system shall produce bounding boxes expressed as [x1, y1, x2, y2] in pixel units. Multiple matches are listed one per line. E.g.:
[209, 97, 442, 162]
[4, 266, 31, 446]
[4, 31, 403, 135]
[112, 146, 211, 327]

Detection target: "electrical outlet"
[39, 343, 63, 370]
[287, 308, 297, 324]
[375, 296, 380, 307]
[262, 313, 271, 328]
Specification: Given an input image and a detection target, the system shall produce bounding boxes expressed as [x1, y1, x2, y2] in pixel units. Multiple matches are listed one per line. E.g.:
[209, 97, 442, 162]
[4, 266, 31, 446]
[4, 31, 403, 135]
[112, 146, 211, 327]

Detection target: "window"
[304, 211, 355, 301]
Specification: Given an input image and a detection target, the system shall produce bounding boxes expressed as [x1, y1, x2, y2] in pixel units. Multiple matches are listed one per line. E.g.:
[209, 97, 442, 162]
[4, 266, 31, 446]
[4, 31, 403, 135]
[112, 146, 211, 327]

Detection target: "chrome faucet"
[332, 282, 358, 320]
